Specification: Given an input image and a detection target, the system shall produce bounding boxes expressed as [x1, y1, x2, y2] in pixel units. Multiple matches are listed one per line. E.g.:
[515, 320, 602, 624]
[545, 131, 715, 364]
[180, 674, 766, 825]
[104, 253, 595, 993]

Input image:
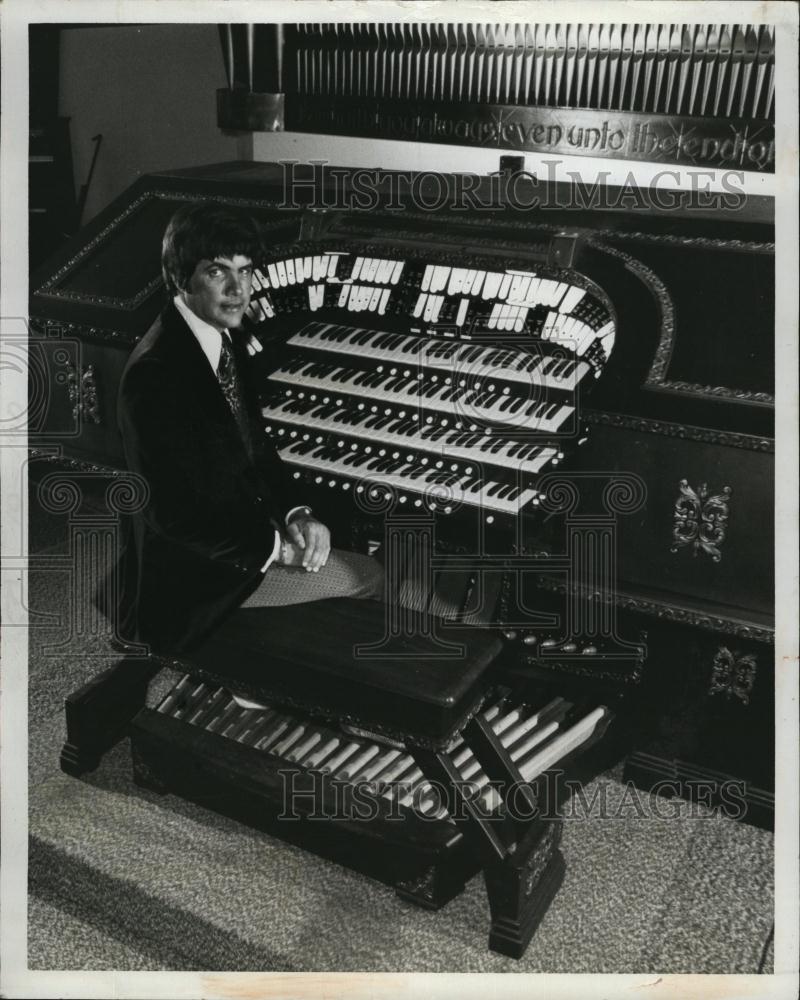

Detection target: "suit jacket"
[106, 302, 305, 653]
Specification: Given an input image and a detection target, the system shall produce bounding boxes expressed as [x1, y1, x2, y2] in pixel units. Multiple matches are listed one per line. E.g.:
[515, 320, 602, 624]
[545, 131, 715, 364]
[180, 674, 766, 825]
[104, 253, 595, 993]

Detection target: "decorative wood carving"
[709, 646, 758, 705]
[671, 479, 732, 562]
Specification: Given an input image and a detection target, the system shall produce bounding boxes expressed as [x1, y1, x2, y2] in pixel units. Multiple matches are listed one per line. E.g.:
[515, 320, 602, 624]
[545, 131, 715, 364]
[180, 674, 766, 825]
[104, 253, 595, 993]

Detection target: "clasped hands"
[280, 513, 331, 572]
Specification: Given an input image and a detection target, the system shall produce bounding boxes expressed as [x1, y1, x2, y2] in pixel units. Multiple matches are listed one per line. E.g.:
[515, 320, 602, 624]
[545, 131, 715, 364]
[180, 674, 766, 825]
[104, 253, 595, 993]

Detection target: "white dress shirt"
[174, 296, 309, 572]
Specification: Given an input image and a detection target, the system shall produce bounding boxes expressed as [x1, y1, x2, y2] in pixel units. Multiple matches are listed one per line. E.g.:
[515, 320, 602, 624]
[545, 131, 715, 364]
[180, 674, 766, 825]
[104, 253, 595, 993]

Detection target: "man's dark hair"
[161, 202, 263, 295]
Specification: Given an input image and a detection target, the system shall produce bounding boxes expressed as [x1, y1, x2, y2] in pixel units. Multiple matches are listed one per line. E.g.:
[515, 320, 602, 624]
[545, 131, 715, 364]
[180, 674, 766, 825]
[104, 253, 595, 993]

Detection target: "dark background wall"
[30, 23, 247, 267]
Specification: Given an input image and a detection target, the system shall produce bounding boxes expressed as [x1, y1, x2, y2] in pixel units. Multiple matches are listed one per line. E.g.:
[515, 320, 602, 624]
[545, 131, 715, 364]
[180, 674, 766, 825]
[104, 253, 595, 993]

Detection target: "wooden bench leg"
[60, 657, 160, 776]
[411, 732, 565, 959]
[484, 821, 564, 959]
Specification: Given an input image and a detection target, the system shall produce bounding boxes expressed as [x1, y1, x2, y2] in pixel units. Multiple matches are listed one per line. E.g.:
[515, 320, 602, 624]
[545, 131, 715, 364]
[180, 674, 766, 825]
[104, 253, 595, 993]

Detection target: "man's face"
[180, 254, 253, 331]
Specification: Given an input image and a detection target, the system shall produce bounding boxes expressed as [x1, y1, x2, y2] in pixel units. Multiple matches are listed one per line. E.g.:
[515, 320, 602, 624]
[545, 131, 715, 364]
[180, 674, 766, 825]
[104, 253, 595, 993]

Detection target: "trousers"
[241, 547, 385, 608]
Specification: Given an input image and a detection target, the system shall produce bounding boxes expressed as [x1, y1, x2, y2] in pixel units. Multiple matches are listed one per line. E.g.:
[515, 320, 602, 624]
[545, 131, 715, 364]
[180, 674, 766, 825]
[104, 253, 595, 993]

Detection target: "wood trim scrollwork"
[583, 409, 773, 453]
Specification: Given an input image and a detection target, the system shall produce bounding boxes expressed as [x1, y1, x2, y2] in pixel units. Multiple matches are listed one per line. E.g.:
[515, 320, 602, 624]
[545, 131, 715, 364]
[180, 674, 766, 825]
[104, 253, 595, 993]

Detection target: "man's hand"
[285, 514, 331, 572]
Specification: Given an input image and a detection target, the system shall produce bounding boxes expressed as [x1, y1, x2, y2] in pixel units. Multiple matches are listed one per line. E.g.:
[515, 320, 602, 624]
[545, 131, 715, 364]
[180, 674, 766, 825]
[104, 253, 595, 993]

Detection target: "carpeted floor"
[26, 495, 775, 973]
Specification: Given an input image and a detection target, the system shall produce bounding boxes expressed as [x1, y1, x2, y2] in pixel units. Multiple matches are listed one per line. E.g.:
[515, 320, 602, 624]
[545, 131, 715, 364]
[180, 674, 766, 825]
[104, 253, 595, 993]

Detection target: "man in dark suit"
[110, 202, 382, 656]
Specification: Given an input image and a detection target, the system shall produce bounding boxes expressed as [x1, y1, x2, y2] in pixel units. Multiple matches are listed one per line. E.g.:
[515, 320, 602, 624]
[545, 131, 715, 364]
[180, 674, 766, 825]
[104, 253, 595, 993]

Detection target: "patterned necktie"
[217, 334, 252, 456]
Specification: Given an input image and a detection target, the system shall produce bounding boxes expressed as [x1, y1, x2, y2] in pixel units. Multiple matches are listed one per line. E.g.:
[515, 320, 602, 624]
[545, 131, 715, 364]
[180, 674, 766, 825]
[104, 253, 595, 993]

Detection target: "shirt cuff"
[259, 528, 282, 573]
[285, 505, 312, 525]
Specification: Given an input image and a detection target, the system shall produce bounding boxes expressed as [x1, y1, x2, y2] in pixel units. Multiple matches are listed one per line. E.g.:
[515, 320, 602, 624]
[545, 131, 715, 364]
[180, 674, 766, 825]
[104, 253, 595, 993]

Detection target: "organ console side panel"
[32, 160, 775, 829]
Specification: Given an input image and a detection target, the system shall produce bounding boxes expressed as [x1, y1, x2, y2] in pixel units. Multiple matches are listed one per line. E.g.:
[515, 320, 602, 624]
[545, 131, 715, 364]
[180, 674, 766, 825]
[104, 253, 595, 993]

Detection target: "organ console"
[34, 16, 778, 958]
[251, 248, 613, 525]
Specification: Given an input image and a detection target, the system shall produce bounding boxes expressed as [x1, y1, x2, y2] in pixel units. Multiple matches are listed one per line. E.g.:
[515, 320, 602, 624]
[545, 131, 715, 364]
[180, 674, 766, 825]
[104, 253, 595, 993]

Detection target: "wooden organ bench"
[65, 596, 626, 959]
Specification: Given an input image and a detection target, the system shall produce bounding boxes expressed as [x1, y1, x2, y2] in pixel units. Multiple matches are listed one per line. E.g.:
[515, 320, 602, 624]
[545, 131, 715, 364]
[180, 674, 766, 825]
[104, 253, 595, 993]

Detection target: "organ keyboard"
[247, 244, 613, 524]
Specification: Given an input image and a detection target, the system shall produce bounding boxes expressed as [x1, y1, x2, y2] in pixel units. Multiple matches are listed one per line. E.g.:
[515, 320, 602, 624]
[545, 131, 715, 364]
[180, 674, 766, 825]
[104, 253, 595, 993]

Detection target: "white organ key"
[576, 324, 596, 356]
[315, 285, 325, 309]
[257, 298, 272, 320]
[421, 264, 435, 292]
[368, 287, 382, 312]
[433, 265, 451, 293]
[378, 288, 391, 315]
[537, 278, 554, 305]
[553, 282, 570, 308]
[514, 307, 527, 333]
[541, 311, 555, 340]
[455, 297, 470, 327]
[516, 275, 532, 302]
[559, 284, 586, 314]
[338, 285, 351, 308]
[547, 279, 563, 306]
[549, 280, 566, 308]
[350, 257, 365, 282]
[390, 260, 404, 285]
[448, 268, 467, 295]
[595, 320, 614, 340]
[468, 270, 484, 296]
[431, 295, 444, 323]
[488, 302, 501, 329]
[326, 254, 339, 278]
[267, 263, 279, 287]
[498, 273, 513, 300]
[553, 315, 572, 341]
[556, 316, 575, 347]
[295, 258, 306, 282]
[596, 320, 615, 355]
[365, 257, 380, 283]
[526, 276, 541, 305]
[312, 255, 324, 281]
[285, 258, 296, 285]
[250, 269, 263, 291]
[423, 295, 437, 322]
[508, 274, 526, 300]
[307, 286, 317, 312]
[413, 292, 428, 318]
[373, 259, 389, 284]
[303, 256, 313, 280]
[482, 272, 503, 300]
[275, 260, 288, 287]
